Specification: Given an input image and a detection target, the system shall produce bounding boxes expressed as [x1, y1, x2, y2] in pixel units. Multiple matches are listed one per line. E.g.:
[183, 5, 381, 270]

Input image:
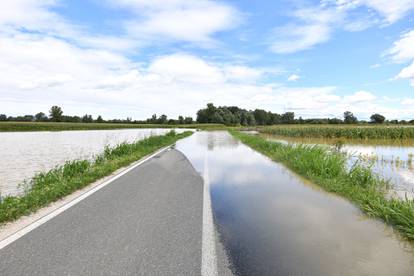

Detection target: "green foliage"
[370, 113, 386, 124]
[344, 111, 358, 124]
[260, 125, 414, 139]
[49, 106, 63, 122]
[0, 131, 193, 224]
[196, 103, 294, 126]
[231, 130, 414, 240]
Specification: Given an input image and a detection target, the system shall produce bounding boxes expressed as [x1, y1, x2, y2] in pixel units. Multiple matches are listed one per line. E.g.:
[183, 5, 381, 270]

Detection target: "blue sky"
[1, 0, 414, 120]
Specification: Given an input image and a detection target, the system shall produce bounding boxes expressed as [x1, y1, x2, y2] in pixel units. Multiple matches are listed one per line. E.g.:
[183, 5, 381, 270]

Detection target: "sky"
[0, 0, 414, 120]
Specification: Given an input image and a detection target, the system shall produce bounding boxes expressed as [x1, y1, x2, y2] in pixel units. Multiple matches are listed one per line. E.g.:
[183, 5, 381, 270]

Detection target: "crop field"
[259, 125, 414, 139]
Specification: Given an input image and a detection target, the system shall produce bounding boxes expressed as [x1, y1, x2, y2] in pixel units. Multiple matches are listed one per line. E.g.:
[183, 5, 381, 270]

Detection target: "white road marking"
[201, 152, 218, 276]
[0, 146, 171, 250]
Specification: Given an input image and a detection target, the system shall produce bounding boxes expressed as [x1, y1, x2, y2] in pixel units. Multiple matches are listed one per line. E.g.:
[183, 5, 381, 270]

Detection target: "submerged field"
[0, 121, 225, 132]
[231, 130, 414, 240]
[259, 125, 414, 139]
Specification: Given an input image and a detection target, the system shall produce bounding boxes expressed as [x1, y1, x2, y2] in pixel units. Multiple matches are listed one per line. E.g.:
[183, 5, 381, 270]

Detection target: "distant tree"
[344, 111, 357, 124]
[49, 106, 63, 122]
[370, 113, 385, 124]
[184, 117, 193, 124]
[178, 116, 184, 124]
[253, 109, 269, 125]
[158, 114, 168, 124]
[196, 109, 208, 123]
[82, 114, 93, 123]
[281, 112, 295, 124]
[0, 114, 7, 121]
[35, 112, 48, 122]
[96, 115, 104, 123]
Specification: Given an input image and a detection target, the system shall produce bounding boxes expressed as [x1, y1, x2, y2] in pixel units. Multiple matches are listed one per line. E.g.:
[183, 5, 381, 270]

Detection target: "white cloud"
[106, 0, 241, 45]
[401, 98, 414, 105]
[387, 30, 414, 63]
[332, 0, 414, 24]
[271, 0, 414, 54]
[387, 30, 414, 86]
[287, 74, 300, 82]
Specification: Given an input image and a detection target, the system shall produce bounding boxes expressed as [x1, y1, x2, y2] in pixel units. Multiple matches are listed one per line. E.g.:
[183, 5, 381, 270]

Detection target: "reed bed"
[0, 131, 193, 224]
[259, 125, 414, 139]
[231, 130, 414, 240]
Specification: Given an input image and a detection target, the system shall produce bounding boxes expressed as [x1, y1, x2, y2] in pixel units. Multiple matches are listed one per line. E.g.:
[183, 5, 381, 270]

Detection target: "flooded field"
[261, 134, 414, 199]
[0, 129, 186, 196]
[176, 131, 414, 275]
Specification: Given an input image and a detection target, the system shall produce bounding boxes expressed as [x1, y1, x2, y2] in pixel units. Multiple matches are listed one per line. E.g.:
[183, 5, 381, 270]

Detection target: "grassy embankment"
[259, 125, 414, 139]
[231, 130, 414, 240]
[0, 121, 226, 132]
[0, 131, 192, 224]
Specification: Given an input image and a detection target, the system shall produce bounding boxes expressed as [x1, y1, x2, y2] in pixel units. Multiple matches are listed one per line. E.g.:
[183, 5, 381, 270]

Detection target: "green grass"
[259, 125, 414, 139]
[0, 121, 225, 132]
[0, 130, 193, 224]
[231, 130, 414, 240]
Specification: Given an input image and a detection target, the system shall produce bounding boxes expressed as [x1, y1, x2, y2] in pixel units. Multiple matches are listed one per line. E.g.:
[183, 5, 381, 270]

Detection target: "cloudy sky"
[1, 0, 414, 120]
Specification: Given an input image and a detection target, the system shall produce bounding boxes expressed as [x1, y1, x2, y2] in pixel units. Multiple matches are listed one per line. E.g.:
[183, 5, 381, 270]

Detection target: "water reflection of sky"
[262, 134, 414, 200]
[176, 131, 414, 276]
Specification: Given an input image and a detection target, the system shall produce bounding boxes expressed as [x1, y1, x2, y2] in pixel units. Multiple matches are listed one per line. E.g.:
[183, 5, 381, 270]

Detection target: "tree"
[344, 111, 357, 124]
[158, 114, 168, 124]
[82, 114, 93, 123]
[96, 115, 104, 123]
[35, 112, 48, 122]
[178, 116, 184, 124]
[0, 114, 7, 121]
[184, 117, 193, 124]
[370, 113, 385, 124]
[281, 112, 295, 124]
[49, 106, 63, 122]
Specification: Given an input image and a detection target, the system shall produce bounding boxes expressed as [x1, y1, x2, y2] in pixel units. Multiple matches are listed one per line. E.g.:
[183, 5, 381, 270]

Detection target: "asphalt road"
[0, 148, 225, 275]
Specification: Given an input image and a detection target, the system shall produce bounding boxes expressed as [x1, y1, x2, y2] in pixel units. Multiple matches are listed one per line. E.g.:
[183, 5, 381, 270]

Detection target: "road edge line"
[0, 146, 171, 250]
[201, 152, 218, 276]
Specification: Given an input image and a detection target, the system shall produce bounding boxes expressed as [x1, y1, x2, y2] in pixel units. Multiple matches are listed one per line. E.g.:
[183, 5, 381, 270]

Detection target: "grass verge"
[0, 130, 193, 224]
[230, 130, 414, 240]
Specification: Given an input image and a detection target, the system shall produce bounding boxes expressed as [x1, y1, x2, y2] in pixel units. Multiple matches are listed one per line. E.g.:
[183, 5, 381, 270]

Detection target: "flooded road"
[176, 131, 414, 275]
[0, 128, 186, 196]
[261, 134, 414, 199]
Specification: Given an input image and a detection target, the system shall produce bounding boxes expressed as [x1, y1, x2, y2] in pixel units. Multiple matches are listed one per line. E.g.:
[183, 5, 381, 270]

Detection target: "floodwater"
[261, 134, 414, 199]
[0, 128, 186, 196]
[176, 131, 414, 276]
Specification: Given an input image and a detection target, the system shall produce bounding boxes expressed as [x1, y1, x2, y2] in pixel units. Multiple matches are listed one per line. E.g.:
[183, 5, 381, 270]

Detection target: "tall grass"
[0, 122, 225, 132]
[231, 130, 414, 240]
[0, 131, 193, 224]
[259, 125, 414, 139]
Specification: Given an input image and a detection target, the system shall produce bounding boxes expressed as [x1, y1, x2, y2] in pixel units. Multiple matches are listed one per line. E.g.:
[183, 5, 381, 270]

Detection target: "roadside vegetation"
[0, 122, 225, 132]
[0, 131, 193, 224]
[259, 125, 414, 139]
[231, 130, 414, 240]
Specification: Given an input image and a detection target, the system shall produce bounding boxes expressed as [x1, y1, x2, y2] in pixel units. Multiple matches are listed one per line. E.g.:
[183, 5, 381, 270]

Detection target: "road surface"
[0, 148, 230, 275]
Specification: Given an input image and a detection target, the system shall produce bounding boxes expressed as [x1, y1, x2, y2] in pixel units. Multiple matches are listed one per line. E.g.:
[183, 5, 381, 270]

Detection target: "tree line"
[195, 103, 413, 125]
[1, 104, 412, 126]
[0, 106, 194, 125]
